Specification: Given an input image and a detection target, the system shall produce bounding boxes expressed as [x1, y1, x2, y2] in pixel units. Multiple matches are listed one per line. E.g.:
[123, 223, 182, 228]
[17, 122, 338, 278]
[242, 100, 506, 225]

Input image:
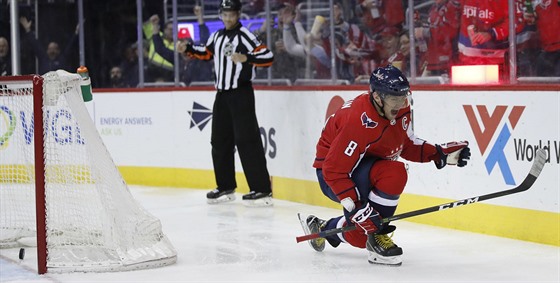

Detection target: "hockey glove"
[349, 202, 382, 235]
[433, 141, 471, 169]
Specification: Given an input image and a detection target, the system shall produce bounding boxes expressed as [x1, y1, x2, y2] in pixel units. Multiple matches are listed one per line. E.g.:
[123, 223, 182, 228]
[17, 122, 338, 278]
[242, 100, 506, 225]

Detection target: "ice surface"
[1, 186, 558, 282]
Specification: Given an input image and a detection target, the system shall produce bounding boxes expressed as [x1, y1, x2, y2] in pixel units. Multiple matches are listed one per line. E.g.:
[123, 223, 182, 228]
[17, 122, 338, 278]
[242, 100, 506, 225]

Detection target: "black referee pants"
[211, 83, 271, 193]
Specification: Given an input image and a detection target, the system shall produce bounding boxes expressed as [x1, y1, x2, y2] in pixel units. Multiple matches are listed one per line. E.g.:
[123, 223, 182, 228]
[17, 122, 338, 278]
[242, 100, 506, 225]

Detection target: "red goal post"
[0, 71, 176, 274]
[0, 75, 47, 273]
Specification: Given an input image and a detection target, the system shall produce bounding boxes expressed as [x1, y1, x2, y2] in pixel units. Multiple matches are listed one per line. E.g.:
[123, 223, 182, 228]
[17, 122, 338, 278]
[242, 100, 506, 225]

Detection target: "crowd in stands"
[0, 0, 558, 86]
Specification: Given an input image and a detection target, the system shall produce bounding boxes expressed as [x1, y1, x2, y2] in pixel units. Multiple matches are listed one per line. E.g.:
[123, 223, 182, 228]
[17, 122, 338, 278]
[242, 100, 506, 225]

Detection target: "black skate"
[297, 213, 326, 252]
[366, 226, 403, 266]
[242, 191, 273, 207]
[206, 188, 235, 204]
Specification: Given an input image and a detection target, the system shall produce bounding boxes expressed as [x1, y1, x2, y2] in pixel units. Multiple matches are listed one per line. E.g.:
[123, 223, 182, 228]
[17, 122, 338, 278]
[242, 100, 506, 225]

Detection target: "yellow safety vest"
[142, 22, 174, 70]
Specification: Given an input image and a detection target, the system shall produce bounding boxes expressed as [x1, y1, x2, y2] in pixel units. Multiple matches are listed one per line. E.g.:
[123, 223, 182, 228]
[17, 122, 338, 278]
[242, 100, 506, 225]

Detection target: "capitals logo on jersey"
[361, 112, 378, 129]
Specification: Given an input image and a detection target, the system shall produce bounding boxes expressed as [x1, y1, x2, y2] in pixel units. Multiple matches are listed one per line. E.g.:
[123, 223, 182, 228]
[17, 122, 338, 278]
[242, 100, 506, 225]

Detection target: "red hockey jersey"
[535, 0, 560, 52]
[357, 0, 405, 36]
[313, 93, 438, 202]
[459, 0, 510, 42]
[426, 0, 461, 71]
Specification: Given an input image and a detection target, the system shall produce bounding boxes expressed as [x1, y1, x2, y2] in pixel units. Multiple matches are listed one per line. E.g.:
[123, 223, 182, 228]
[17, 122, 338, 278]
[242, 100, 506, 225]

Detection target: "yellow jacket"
[142, 22, 174, 70]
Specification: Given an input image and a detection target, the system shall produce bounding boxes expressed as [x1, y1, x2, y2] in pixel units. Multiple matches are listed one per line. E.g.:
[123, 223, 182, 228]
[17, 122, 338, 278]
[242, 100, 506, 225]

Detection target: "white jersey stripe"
[368, 191, 400, 207]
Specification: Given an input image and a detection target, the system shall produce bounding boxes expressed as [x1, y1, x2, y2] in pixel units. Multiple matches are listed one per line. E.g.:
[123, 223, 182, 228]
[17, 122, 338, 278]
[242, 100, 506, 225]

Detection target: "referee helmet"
[220, 0, 242, 12]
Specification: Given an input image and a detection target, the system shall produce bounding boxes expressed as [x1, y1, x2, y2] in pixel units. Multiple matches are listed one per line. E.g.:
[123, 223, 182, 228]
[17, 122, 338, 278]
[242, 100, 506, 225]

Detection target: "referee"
[179, 0, 274, 206]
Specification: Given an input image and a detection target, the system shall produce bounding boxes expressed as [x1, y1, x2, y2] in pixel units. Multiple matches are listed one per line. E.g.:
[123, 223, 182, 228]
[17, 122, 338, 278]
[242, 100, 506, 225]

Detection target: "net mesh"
[0, 71, 176, 272]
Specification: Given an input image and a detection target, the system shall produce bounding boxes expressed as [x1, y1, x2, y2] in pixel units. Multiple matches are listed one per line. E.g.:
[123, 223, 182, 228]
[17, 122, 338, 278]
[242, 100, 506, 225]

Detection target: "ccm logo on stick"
[439, 197, 479, 210]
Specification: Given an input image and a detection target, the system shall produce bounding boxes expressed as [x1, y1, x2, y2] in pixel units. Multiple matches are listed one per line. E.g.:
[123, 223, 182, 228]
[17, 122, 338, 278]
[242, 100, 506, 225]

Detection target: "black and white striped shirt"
[186, 23, 274, 91]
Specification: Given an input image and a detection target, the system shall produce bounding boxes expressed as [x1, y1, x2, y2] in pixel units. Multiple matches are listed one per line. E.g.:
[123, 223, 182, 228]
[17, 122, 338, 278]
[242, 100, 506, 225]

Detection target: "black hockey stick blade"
[296, 149, 547, 243]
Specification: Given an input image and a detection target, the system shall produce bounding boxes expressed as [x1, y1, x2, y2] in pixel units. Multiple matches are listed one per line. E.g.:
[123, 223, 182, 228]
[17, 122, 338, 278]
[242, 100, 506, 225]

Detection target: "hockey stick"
[296, 149, 547, 243]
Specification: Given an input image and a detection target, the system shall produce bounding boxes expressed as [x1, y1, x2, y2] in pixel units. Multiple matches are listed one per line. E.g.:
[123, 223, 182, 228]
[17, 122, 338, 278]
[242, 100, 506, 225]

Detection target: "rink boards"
[2, 86, 558, 246]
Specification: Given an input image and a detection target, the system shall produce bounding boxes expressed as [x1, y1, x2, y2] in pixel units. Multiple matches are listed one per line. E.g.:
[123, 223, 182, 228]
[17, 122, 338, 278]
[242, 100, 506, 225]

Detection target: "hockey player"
[299, 65, 471, 266]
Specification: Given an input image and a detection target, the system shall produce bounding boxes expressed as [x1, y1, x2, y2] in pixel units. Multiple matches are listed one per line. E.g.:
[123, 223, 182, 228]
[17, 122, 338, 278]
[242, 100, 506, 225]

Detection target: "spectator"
[387, 30, 426, 77]
[282, 6, 331, 79]
[19, 17, 77, 74]
[457, 0, 523, 81]
[338, 0, 359, 24]
[321, 1, 360, 82]
[143, 14, 175, 81]
[254, 3, 305, 82]
[153, 5, 213, 85]
[307, 1, 374, 81]
[307, 14, 332, 79]
[282, 2, 357, 80]
[108, 66, 129, 88]
[329, 1, 380, 82]
[388, 31, 408, 73]
[283, 1, 359, 82]
[345, 24, 378, 83]
[242, 0, 264, 16]
[0, 37, 10, 76]
[119, 43, 141, 88]
[515, 0, 539, 77]
[377, 26, 400, 67]
[525, 0, 560, 77]
[414, 0, 461, 76]
[354, 0, 405, 38]
[282, 4, 308, 59]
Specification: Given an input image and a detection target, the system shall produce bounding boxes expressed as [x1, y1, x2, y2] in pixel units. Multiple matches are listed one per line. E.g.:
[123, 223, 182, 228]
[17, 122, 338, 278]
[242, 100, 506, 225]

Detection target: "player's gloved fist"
[433, 141, 470, 169]
[350, 202, 382, 235]
[341, 197, 380, 234]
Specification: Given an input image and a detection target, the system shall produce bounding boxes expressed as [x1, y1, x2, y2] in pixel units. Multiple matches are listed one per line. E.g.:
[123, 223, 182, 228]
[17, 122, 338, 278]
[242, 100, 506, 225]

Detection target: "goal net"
[0, 71, 177, 273]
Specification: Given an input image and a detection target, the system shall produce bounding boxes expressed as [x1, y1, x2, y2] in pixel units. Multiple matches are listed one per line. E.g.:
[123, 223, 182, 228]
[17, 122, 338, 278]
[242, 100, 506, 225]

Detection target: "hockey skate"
[297, 213, 326, 252]
[242, 191, 273, 207]
[366, 226, 403, 266]
[206, 188, 236, 204]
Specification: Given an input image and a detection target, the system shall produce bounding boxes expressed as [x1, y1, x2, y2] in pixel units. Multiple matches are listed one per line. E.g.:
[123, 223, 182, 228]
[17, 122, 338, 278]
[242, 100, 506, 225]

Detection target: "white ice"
[1, 186, 559, 282]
